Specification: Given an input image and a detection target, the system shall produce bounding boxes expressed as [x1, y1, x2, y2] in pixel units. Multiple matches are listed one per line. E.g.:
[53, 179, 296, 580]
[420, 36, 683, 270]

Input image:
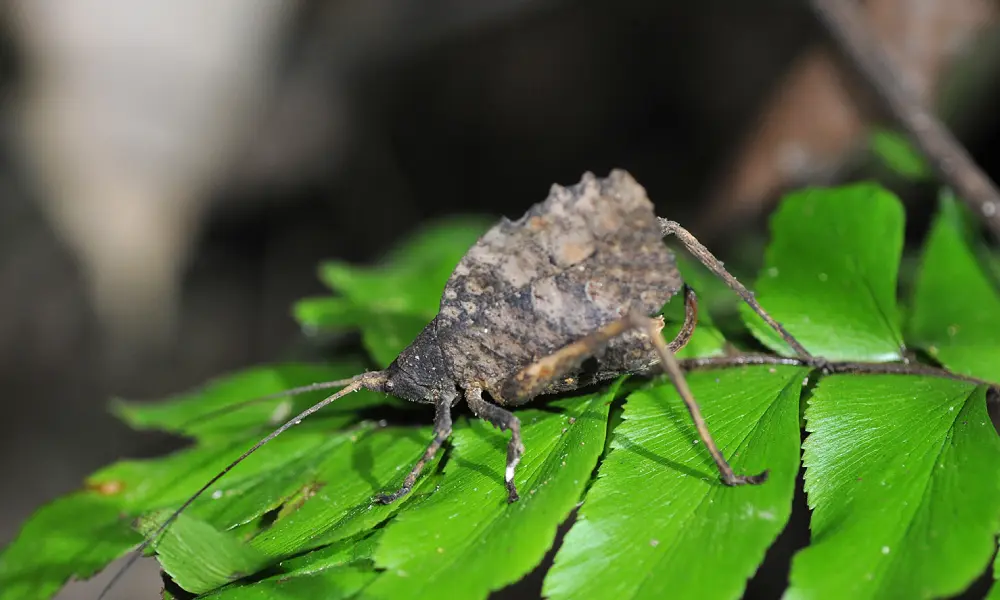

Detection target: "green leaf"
[365, 384, 618, 600]
[294, 219, 490, 366]
[870, 129, 931, 180]
[112, 362, 393, 440]
[357, 217, 491, 285]
[741, 183, 906, 361]
[82, 421, 436, 598]
[359, 314, 438, 369]
[293, 296, 428, 368]
[0, 493, 139, 600]
[909, 191, 1000, 383]
[989, 546, 1000, 600]
[788, 375, 1000, 599]
[87, 428, 350, 526]
[292, 296, 359, 332]
[248, 425, 441, 559]
[83, 418, 439, 558]
[137, 511, 271, 594]
[203, 565, 376, 600]
[270, 531, 380, 577]
[544, 366, 805, 600]
[202, 533, 383, 600]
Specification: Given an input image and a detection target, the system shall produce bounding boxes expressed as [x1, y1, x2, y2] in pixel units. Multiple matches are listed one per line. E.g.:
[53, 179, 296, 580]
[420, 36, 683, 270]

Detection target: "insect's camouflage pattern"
[386, 170, 683, 407]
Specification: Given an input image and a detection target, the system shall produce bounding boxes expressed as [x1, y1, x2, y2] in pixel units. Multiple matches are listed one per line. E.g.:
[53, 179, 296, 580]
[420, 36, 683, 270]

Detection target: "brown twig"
[810, 0, 1000, 241]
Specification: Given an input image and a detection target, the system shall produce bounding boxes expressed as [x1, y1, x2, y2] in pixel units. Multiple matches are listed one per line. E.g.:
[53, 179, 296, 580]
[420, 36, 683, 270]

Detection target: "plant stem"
[679, 353, 997, 390]
[810, 0, 1000, 241]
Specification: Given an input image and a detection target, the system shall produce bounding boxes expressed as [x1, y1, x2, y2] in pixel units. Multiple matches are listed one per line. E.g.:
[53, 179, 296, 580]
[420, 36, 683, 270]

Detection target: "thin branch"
[679, 353, 997, 390]
[810, 0, 1000, 240]
[679, 355, 805, 369]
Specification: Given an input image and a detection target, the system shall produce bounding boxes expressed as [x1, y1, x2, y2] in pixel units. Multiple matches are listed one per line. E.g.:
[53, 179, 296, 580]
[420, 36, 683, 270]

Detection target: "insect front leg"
[465, 386, 524, 503]
[376, 393, 454, 504]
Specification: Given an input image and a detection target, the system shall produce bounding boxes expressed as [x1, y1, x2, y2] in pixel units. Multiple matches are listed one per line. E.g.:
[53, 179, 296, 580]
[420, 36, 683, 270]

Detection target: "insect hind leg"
[497, 307, 764, 490]
[659, 218, 811, 360]
[627, 310, 767, 486]
[496, 285, 698, 406]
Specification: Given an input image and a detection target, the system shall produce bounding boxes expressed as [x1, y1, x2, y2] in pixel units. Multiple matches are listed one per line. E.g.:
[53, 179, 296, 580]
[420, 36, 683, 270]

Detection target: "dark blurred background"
[1, 1, 998, 598]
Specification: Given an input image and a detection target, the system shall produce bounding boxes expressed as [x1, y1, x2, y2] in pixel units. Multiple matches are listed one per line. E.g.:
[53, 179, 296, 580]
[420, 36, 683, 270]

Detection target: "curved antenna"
[96, 370, 388, 600]
[175, 376, 365, 430]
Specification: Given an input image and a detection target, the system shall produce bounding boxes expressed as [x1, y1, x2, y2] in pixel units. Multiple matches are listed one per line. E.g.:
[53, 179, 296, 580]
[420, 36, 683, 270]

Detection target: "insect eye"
[384, 380, 395, 391]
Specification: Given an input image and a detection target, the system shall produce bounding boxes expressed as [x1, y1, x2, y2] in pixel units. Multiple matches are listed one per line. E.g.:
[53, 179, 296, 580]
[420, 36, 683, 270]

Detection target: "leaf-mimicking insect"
[99, 170, 812, 598]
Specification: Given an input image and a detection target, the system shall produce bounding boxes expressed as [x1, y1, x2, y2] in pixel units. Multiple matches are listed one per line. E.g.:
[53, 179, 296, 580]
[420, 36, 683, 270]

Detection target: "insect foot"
[505, 426, 525, 503]
[721, 470, 770, 486]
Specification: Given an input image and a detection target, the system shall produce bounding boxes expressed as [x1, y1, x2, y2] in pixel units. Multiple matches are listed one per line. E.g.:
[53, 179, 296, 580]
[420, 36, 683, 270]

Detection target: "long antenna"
[175, 376, 365, 430]
[96, 371, 387, 600]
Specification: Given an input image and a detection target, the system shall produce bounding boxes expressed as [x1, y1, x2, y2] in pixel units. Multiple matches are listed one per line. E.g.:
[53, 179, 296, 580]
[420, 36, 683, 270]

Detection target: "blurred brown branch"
[813, 0, 1000, 240]
[697, 0, 999, 241]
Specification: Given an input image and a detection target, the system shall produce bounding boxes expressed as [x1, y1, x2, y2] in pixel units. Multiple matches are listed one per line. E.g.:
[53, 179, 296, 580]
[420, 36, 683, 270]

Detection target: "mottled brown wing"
[434, 169, 682, 391]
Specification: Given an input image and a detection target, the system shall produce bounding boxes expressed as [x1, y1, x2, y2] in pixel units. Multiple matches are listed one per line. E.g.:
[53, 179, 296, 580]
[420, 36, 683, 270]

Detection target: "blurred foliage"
[870, 129, 932, 181]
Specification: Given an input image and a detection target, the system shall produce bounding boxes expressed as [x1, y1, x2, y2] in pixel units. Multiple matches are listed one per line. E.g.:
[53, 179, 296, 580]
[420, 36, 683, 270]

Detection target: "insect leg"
[499, 318, 636, 403]
[627, 311, 767, 486]
[498, 307, 764, 488]
[659, 218, 812, 359]
[498, 287, 695, 401]
[465, 386, 524, 503]
[668, 285, 698, 353]
[375, 394, 454, 504]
